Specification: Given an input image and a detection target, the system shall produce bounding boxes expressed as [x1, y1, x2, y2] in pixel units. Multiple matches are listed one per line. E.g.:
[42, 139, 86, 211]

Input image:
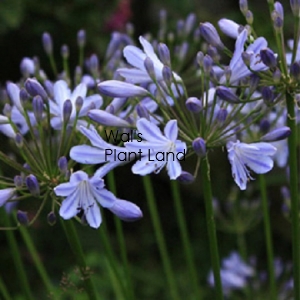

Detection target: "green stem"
[106, 171, 135, 300]
[19, 226, 55, 296]
[60, 219, 98, 300]
[200, 157, 223, 300]
[286, 93, 300, 300]
[0, 277, 12, 300]
[259, 175, 276, 299]
[142, 176, 180, 300]
[170, 181, 202, 299]
[2, 212, 34, 300]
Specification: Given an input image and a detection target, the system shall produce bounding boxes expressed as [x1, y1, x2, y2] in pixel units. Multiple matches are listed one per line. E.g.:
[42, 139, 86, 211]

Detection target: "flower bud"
[19, 89, 29, 102]
[245, 10, 253, 25]
[272, 11, 283, 30]
[199, 22, 224, 49]
[17, 210, 29, 226]
[136, 104, 150, 120]
[14, 175, 23, 188]
[192, 137, 206, 157]
[260, 119, 271, 133]
[42, 32, 53, 55]
[185, 13, 196, 35]
[44, 80, 53, 98]
[25, 78, 48, 100]
[20, 57, 35, 77]
[0, 188, 15, 207]
[274, 2, 284, 20]
[260, 48, 277, 69]
[261, 126, 291, 142]
[77, 29, 86, 48]
[239, 0, 248, 14]
[290, 62, 300, 80]
[162, 66, 172, 85]
[273, 68, 281, 83]
[176, 19, 185, 37]
[75, 96, 83, 112]
[89, 54, 99, 74]
[207, 46, 220, 62]
[15, 133, 23, 148]
[61, 44, 69, 59]
[144, 57, 155, 79]
[33, 95, 44, 122]
[109, 199, 143, 222]
[58, 156, 68, 174]
[89, 109, 131, 127]
[47, 211, 57, 226]
[203, 55, 213, 73]
[25, 174, 40, 197]
[261, 86, 274, 105]
[158, 43, 171, 66]
[196, 51, 204, 67]
[63, 99, 73, 123]
[3, 103, 12, 117]
[216, 108, 228, 123]
[249, 74, 260, 94]
[185, 97, 202, 113]
[216, 86, 241, 103]
[176, 171, 195, 184]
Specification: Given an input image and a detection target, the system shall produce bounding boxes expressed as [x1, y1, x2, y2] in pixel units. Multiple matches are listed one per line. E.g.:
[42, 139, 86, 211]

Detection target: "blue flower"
[49, 80, 102, 130]
[125, 119, 187, 179]
[54, 170, 142, 228]
[226, 140, 277, 190]
[117, 36, 181, 84]
[0, 188, 16, 207]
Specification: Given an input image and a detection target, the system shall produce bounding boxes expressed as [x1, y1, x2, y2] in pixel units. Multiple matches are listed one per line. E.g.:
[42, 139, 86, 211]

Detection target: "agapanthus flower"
[220, 29, 269, 84]
[54, 170, 142, 228]
[0, 188, 16, 207]
[125, 118, 187, 179]
[117, 36, 181, 84]
[49, 80, 102, 130]
[226, 140, 277, 190]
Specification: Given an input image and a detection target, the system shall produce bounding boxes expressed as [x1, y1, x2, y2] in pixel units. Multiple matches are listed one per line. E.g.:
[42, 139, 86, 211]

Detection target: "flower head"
[125, 118, 187, 179]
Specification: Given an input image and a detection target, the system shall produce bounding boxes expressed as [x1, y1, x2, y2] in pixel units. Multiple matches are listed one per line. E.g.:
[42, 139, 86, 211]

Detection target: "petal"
[53, 80, 70, 109]
[85, 201, 102, 228]
[7, 82, 23, 112]
[59, 190, 80, 219]
[164, 120, 178, 142]
[123, 45, 147, 70]
[79, 94, 103, 117]
[70, 145, 108, 164]
[54, 182, 78, 196]
[88, 109, 131, 127]
[167, 160, 182, 179]
[108, 199, 143, 221]
[69, 170, 89, 183]
[136, 118, 167, 142]
[71, 83, 87, 103]
[117, 68, 151, 84]
[92, 188, 116, 208]
[131, 156, 165, 175]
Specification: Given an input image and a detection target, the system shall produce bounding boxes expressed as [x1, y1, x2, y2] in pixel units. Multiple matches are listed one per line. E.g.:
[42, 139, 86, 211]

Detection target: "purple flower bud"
[203, 55, 213, 73]
[25, 174, 40, 197]
[193, 27, 201, 42]
[216, 86, 241, 103]
[25, 78, 48, 100]
[42, 32, 53, 55]
[61, 44, 69, 59]
[3, 103, 12, 117]
[178, 42, 189, 61]
[108, 199, 143, 222]
[239, 0, 248, 14]
[273, 68, 281, 83]
[261, 126, 291, 142]
[47, 211, 56, 226]
[19, 89, 29, 103]
[176, 171, 195, 184]
[272, 11, 283, 30]
[290, 0, 300, 17]
[0, 188, 15, 206]
[216, 108, 228, 123]
[89, 54, 99, 73]
[290, 62, 300, 80]
[136, 104, 150, 120]
[260, 119, 271, 133]
[88, 109, 131, 127]
[17, 210, 29, 226]
[63, 99, 73, 123]
[58, 156, 68, 173]
[199, 22, 224, 49]
[32, 95, 44, 122]
[44, 80, 53, 98]
[15, 133, 23, 148]
[207, 46, 220, 62]
[20, 57, 35, 76]
[98, 81, 149, 98]
[77, 29, 86, 48]
[14, 175, 23, 188]
[192, 137, 206, 156]
[185, 13, 196, 35]
[108, 97, 127, 113]
[249, 74, 260, 94]
[144, 57, 155, 79]
[75, 96, 83, 112]
[275, 2, 284, 19]
[260, 48, 277, 69]
[185, 97, 202, 113]
[158, 43, 171, 66]
[245, 10, 253, 25]
[162, 66, 172, 85]
[197, 51, 204, 66]
[261, 86, 274, 105]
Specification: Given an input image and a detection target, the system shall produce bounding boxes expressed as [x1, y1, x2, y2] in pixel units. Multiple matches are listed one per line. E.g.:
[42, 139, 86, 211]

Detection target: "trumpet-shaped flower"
[54, 170, 142, 228]
[125, 119, 187, 179]
[117, 36, 181, 84]
[226, 140, 277, 190]
[49, 80, 102, 130]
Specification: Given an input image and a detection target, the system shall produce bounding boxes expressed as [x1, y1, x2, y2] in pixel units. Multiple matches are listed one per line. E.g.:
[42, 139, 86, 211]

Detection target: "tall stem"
[200, 156, 223, 300]
[286, 93, 300, 300]
[60, 219, 98, 300]
[170, 181, 202, 299]
[259, 175, 276, 299]
[0, 276, 12, 300]
[142, 176, 180, 300]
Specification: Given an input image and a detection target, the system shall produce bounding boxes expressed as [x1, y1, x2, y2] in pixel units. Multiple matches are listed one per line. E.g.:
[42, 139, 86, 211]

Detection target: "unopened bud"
[176, 171, 195, 184]
[25, 78, 48, 100]
[199, 22, 224, 49]
[61, 44, 69, 59]
[17, 210, 29, 226]
[58, 156, 68, 174]
[42, 32, 53, 55]
[192, 137, 206, 157]
[47, 211, 57, 226]
[15, 133, 23, 148]
[136, 104, 150, 120]
[186, 97, 202, 113]
[144, 57, 155, 79]
[158, 43, 171, 66]
[14, 175, 23, 188]
[109, 199, 143, 222]
[77, 29, 86, 48]
[261, 86, 274, 105]
[33, 95, 44, 121]
[261, 126, 291, 142]
[25, 174, 40, 197]
[216, 86, 241, 103]
[260, 48, 277, 69]
[63, 99, 73, 123]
